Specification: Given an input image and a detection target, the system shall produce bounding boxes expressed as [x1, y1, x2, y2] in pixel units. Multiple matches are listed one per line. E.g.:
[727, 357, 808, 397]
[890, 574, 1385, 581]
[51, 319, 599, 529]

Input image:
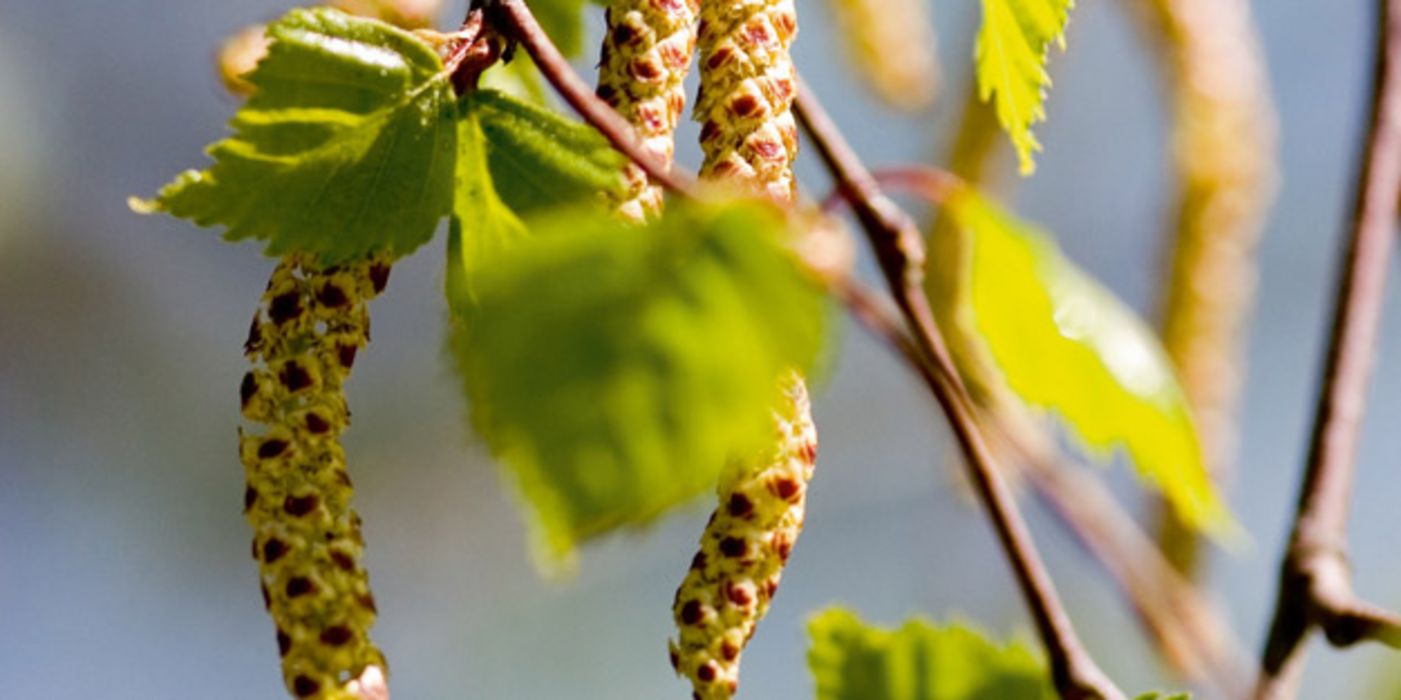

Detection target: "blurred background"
[2, 0, 1400, 697]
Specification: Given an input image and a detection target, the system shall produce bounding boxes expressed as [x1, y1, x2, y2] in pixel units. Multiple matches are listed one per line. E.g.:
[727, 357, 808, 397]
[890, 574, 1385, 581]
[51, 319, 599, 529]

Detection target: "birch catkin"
[240, 254, 391, 699]
[1138, 0, 1276, 574]
[670, 376, 817, 699]
[694, 0, 800, 204]
[670, 4, 811, 696]
[595, 0, 701, 222]
[828, 0, 940, 111]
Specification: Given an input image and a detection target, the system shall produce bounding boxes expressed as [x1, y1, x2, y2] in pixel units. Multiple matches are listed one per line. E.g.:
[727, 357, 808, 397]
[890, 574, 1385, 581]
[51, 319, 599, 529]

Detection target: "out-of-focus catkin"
[694, 0, 800, 204]
[827, 0, 940, 111]
[595, 0, 701, 222]
[240, 254, 392, 699]
[1135, 0, 1276, 573]
[670, 376, 817, 699]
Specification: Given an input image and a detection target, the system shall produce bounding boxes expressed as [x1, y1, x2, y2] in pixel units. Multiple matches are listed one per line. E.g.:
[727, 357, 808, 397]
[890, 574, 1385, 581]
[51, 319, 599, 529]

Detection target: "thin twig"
[795, 82, 1124, 700]
[481, 0, 698, 197]
[1254, 0, 1401, 697]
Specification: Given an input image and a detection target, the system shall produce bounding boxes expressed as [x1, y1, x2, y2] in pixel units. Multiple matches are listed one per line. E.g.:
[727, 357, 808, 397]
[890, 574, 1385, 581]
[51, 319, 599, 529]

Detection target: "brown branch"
[795, 82, 1124, 700]
[849, 164, 1249, 697]
[1254, 0, 1401, 696]
[479, 0, 698, 197]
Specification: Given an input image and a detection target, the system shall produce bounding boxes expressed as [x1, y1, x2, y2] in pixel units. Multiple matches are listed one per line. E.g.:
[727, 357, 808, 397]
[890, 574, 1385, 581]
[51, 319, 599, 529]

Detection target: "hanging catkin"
[693, 0, 800, 204]
[240, 253, 391, 699]
[595, 0, 701, 222]
[1137, 0, 1276, 575]
[670, 3, 812, 697]
[670, 375, 816, 699]
[827, 0, 940, 111]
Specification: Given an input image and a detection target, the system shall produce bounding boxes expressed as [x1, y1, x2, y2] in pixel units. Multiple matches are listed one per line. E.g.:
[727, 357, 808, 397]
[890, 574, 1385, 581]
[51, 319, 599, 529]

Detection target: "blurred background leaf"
[449, 200, 829, 565]
[929, 188, 1234, 538]
[807, 607, 1053, 700]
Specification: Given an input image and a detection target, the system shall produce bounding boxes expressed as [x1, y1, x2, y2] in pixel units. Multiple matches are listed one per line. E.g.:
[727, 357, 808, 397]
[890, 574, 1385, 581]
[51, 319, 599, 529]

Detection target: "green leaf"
[929, 189, 1235, 538]
[446, 97, 528, 310]
[807, 608, 1053, 700]
[132, 8, 457, 264]
[449, 199, 828, 566]
[974, 0, 1073, 175]
[1134, 694, 1191, 700]
[471, 89, 627, 215]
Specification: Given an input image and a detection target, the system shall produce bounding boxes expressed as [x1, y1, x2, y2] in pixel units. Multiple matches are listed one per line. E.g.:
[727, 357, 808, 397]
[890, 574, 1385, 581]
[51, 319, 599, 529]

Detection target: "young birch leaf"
[930, 189, 1235, 538]
[446, 96, 528, 310]
[131, 8, 456, 264]
[807, 608, 1054, 700]
[974, 0, 1073, 175]
[449, 200, 828, 566]
[472, 89, 627, 215]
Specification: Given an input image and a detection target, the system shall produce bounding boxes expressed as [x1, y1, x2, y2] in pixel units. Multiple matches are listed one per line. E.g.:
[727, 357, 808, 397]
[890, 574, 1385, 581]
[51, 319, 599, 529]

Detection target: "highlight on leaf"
[974, 0, 1073, 175]
[131, 8, 457, 265]
[448, 199, 830, 565]
[927, 187, 1236, 539]
[807, 607, 1054, 700]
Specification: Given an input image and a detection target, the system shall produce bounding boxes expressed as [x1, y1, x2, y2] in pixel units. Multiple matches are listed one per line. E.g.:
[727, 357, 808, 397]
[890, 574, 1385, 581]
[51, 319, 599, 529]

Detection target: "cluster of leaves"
[135, 8, 829, 566]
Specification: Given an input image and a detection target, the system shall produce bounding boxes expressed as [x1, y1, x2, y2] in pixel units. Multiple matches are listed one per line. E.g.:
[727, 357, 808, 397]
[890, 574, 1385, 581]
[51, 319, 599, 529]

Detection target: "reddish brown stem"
[1254, 0, 1401, 697]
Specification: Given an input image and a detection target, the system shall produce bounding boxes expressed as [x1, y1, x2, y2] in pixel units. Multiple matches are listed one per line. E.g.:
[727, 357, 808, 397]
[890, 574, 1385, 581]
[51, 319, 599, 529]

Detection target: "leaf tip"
[127, 195, 161, 215]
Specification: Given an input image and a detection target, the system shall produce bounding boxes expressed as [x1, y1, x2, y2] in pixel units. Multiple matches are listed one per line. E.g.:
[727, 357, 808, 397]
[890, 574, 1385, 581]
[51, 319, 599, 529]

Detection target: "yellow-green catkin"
[595, 0, 701, 222]
[670, 376, 817, 699]
[828, 0, 940, 111]
[240, 254, 392, 699]
[670, 4, 809, 697]
[1138, 0, 1276, 574]
[694, 0, 800, 204]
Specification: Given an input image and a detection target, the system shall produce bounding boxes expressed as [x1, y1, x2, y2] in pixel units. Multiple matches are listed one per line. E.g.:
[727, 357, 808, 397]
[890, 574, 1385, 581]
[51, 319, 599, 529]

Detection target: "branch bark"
[794, 84, 1124, 700]
[1254, 0, 1401, 696]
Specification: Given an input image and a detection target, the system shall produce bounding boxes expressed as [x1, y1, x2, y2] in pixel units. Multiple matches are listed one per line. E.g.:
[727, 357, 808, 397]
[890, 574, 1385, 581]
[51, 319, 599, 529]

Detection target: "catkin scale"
[670, 376, 816, 699]
[595, 0, 702, 222]
[827, 0, 940, 111]
[241, 254, 390, 699]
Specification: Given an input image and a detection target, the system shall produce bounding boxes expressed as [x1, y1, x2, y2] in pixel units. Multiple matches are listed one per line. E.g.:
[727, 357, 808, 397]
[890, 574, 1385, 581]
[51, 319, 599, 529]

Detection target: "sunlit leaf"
[132, 8, 456, 264]
[471, 89, 627, 215]
[807, 608, 1053, 700]
[449, 199, 828, 565]
[446, 97, 528, 310]
[974, 0, 1073, 174]
[929, 188, 1235, 538]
